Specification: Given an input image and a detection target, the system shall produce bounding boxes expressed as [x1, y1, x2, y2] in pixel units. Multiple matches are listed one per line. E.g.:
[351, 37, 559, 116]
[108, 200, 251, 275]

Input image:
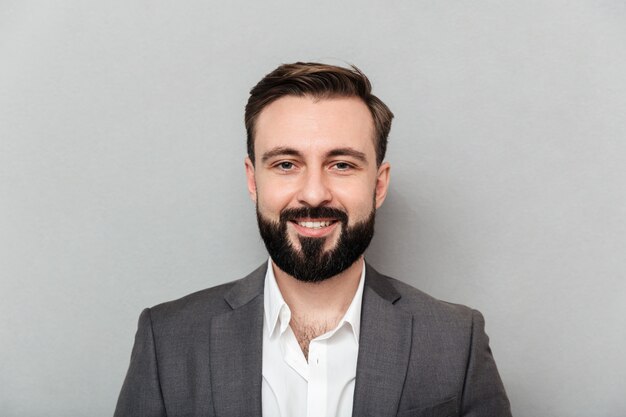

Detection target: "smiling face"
[245, 95, 390, 281]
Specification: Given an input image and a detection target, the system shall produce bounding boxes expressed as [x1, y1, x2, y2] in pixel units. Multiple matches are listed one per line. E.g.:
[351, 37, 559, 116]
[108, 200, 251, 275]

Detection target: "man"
[114, 62, 512, 417]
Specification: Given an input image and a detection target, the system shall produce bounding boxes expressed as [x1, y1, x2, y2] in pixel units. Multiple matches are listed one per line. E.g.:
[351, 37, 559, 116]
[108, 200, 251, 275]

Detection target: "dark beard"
[256, 205, 375, 283]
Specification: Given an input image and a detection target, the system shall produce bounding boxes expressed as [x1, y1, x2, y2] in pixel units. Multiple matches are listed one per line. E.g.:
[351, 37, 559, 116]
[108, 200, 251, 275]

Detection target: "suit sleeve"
[114, 308, 167, 417]
[460, 310, 512, 417]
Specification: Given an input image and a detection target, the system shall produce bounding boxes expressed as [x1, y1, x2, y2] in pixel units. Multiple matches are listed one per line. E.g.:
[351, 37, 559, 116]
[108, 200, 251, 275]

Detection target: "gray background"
[1, 0, 625, 416]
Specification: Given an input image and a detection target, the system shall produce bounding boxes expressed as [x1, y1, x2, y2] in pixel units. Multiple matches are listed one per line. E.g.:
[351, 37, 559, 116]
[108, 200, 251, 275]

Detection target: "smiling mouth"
[289, 218, 340, 236]
[294, 220, 336, 229]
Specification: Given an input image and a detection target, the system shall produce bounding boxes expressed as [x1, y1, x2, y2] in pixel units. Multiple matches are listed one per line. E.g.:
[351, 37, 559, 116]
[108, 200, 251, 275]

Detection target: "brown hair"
[245, 62, 393, 166]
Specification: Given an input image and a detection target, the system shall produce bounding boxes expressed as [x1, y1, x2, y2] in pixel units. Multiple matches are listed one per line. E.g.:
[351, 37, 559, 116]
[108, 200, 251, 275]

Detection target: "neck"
[271, 257, 364, 325]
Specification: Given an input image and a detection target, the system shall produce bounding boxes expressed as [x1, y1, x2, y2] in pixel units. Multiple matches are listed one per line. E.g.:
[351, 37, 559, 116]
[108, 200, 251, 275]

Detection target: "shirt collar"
[264, 258, 291, 338]
[263, 258, 366, 343]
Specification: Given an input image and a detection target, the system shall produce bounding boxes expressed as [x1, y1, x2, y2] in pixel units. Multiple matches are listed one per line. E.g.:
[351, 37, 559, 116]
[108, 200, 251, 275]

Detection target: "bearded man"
[114, 62, 512, 417]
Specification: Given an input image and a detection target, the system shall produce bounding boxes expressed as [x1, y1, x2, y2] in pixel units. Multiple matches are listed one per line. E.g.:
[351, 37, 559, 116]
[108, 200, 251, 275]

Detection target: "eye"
[276, 161, 295, 171]
[333, 162, 353, 171]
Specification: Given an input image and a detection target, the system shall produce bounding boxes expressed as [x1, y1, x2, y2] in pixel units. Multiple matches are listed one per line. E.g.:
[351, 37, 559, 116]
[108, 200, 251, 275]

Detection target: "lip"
[290, 220, 339, 238]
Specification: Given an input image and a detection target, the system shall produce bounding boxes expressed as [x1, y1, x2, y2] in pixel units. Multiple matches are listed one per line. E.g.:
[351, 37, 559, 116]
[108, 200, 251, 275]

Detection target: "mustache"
[279, 206, 348, 224]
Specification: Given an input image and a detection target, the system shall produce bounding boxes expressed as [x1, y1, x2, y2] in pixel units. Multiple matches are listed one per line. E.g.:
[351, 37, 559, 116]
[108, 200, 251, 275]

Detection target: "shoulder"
[367, 269, 511, 414]
[148, 281, 235, 323]
[391, 276, 474, 318]
[368, 268, 488, 362]
[366, 265, 478, 329]
[146, 263, 267, 330]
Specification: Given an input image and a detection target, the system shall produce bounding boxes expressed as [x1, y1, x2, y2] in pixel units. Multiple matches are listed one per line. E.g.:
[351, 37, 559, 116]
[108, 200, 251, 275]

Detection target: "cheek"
[256, 181, 297, 214]
[331, 183, 377, 221]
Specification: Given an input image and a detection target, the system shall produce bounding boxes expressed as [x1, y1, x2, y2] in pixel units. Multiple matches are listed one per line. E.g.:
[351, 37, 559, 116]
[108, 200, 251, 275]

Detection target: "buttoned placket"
[277, 307, 358, 417]
[262, 258, 365, 417]
[306, 337, 328, 417]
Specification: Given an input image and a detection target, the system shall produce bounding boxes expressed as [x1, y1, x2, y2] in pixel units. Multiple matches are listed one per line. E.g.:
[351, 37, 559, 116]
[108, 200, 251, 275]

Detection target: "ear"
[374, 162, 390, 209]
[244, 156, 257, 203]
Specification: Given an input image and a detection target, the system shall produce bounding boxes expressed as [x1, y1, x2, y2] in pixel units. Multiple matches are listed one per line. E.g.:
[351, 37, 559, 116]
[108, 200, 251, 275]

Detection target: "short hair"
[245, 62, 393, 166]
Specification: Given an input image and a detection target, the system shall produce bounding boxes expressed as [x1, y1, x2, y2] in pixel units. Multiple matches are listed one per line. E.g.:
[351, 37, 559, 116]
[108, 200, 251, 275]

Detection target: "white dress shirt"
[262, 258, 365, 417]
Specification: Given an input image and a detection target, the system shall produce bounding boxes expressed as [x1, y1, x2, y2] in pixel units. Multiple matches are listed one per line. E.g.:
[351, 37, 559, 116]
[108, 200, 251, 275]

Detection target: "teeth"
[298, 221, 332, 229]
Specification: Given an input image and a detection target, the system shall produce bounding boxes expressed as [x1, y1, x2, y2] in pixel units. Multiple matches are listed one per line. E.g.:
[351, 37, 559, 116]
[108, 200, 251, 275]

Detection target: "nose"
[296, 167, 332, 207]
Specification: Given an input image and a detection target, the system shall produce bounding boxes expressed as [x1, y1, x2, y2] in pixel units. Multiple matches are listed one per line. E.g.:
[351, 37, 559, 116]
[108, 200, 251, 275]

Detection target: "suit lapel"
[352, 264, 413, 417]
[209, 264, 266, 417]
[208, 262, 412, 417]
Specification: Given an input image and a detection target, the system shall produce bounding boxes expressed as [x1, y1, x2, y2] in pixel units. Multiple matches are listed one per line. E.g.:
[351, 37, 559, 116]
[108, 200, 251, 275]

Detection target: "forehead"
[254, 95, 376, 158]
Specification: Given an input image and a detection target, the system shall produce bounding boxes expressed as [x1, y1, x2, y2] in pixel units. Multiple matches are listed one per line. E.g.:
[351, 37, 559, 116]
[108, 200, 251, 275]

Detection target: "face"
[245, 95, 390, 282]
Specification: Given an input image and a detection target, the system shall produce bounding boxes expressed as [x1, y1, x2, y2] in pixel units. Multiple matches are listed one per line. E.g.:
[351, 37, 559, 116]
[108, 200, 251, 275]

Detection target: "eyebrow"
[260, 146, 369, 164]
[261, 147, 303, 163]
[325, 148, 368, 164]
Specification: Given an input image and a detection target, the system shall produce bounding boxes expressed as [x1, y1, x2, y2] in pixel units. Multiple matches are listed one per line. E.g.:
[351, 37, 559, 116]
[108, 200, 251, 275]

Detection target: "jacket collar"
[210, 261, 412, 417]
[352, 264, 413, 417]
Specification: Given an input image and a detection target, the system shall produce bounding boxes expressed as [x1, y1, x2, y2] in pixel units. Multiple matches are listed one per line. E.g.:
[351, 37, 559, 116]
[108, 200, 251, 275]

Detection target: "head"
[244, 62, 394, 282]
[245, 62, 393, 167]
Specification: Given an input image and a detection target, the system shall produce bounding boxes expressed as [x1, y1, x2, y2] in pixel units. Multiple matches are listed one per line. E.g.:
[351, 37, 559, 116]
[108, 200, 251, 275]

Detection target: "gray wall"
[1, 1, 625, 416]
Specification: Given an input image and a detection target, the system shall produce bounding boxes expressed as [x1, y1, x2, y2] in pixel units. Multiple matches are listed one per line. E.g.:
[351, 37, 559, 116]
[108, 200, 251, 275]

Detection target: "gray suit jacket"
[114, 263, 512, 417]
